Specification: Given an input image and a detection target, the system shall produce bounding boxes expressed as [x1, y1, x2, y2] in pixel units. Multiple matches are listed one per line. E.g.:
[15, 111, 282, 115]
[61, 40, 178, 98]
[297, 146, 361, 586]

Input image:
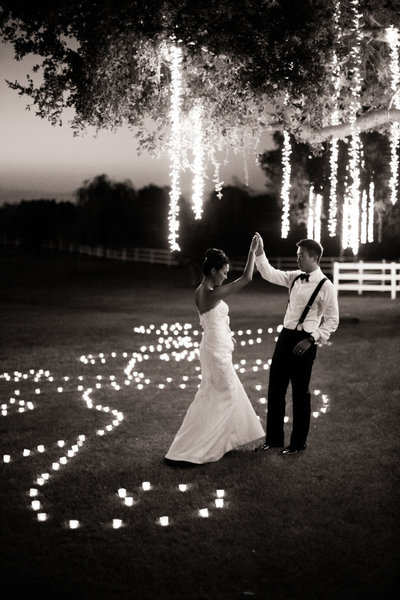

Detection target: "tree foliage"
[1, 0, 400, 158]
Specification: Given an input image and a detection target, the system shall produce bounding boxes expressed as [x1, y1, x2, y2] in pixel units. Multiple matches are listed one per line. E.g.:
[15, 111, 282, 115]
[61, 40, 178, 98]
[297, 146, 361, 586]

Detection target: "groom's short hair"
[296, 239, 323, 263]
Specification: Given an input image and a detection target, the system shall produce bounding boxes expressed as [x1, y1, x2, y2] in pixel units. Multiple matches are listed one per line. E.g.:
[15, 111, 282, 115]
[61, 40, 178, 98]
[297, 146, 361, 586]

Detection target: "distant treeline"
[0, 174, 397, 259]
[0, 174, 294, 258]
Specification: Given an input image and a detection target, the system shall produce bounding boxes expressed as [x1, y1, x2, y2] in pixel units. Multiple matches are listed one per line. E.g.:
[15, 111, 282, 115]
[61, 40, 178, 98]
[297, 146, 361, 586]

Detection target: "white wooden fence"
[43, 240, 180, 266]
[40, 240, 336, 275]
[3, 238, 399, 297]
[333, 261, 400, 299]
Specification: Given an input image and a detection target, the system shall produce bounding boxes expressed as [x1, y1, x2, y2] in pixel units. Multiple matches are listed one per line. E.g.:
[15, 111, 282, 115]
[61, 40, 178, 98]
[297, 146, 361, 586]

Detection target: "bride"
[165, 236, 265, 464]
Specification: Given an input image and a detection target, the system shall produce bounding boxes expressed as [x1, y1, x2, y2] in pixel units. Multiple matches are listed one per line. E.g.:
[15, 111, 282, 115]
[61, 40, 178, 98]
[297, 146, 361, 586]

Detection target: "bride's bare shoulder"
[195, 283, 213, 314]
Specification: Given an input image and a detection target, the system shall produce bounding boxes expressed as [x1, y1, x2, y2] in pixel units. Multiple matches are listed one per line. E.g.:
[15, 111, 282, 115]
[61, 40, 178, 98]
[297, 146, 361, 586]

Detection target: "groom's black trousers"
[265, 327, 317, 449]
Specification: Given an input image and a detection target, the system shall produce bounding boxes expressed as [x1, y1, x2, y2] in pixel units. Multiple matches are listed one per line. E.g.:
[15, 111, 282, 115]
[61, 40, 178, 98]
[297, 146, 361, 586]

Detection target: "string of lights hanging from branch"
[343, 0, 363, 256]
[387, 25, 400, 206]
[328, 0, 342, 237]
[165, 43, 183, 252]
[190, 101, 205, 220]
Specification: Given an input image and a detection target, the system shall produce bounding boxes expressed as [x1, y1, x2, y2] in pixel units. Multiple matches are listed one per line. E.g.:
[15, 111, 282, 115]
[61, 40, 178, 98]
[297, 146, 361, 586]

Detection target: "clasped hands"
[251, 232, 264, 256]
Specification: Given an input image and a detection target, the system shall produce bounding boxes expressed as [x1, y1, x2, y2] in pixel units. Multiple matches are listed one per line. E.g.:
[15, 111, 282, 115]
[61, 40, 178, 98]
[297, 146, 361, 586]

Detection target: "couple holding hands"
[165, 232, 339, 464]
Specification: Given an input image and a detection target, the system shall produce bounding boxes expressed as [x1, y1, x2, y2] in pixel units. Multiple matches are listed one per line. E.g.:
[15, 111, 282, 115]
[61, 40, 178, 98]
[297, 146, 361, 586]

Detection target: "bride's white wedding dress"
[165, 300, 265, 463]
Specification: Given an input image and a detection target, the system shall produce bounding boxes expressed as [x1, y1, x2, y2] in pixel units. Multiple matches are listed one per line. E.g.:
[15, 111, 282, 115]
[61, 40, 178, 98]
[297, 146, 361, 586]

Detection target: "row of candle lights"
[27, 484, 226, 528]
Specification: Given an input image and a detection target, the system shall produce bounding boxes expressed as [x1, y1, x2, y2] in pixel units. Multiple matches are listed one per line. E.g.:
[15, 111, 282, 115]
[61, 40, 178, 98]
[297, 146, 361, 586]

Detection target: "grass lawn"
[0, 248, 399, 600]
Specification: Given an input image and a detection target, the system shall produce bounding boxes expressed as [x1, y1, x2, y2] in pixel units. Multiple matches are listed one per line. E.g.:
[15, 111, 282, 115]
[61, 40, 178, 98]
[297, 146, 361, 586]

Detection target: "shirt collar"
[308, 267, 323, 281]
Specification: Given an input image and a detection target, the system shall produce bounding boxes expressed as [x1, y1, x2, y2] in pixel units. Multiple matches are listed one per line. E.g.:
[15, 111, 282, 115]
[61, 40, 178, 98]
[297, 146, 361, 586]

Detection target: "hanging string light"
[328, 0, 342, 237]
[307, 187, 322, 242]
[281, 129, 292, 238]
[387, 25, 400, 205]
[210, 147, 223, 199]
[166, 43, 184, 252]
[314, 192, 322, 243]
[191, 102, 205, 219]
[368, 181, 375, 242]
[360, 189, 368, 244]
[307, 186, 315, 239]
[345, 0, 363, 255]
[341, 183, 351, 251]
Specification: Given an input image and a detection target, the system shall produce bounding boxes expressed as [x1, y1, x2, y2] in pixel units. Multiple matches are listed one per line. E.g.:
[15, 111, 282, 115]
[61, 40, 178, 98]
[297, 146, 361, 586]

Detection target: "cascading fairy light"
[191, 102, 205, 219]
[307, 187, 322, 242]
[368, 181, 375, 242]
[360, 189, 368, 244]
[329, 0, 342, 237]
[341, 186, 351, 250]
[346, 0, 363, 255]
[281, 129, 292, 238]
[387, 25, 400, 205]
[166, 43, 184, 251]
[307, 186, 315, 239]
[314, 192, 322, 243]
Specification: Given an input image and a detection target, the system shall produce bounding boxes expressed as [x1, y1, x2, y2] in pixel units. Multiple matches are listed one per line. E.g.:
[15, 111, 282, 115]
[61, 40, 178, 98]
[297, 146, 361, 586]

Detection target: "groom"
[254, 233, 339, 455]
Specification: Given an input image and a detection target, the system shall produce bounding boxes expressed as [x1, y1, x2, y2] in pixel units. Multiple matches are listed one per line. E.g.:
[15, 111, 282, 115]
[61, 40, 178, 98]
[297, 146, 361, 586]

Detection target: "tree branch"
[270, 108, 400, 145]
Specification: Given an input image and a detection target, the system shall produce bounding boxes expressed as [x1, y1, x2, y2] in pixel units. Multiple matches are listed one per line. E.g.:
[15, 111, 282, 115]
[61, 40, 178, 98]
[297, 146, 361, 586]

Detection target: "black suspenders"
[289, 275, 328, 331]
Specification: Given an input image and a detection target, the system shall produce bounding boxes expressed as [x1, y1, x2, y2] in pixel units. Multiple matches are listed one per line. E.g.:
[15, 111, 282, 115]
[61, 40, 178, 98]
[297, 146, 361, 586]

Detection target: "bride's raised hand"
[250, 234, 258, 253]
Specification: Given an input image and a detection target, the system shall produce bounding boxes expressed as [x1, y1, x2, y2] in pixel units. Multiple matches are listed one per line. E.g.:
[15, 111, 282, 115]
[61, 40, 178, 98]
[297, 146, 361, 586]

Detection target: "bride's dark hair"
[202, 248, 229, 275]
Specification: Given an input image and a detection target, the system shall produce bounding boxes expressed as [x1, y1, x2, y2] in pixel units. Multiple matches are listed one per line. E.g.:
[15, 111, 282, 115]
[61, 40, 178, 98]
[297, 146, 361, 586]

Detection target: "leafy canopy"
[1, 0, 400, 158]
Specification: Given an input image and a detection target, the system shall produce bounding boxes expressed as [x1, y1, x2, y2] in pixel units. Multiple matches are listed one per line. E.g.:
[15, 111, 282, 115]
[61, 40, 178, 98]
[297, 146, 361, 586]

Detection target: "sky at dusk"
[0, 41, 273, 206]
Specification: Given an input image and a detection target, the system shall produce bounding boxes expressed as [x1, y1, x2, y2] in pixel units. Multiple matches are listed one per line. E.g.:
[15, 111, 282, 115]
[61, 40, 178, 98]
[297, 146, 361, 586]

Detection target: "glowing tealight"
[37, 445, 45, 453]
[159, 516, 169, 526]
[178, 484, 187, 492]
[31, 500, 41, 510]
[142, 482, 151, 491]
[199, 508, 209, 518]
[57, 440, 65, 447]
[52, 462, 60, 471]
[3, 454, 11, 463]
[312, 412, 319, 418]
[112, 519, 123, 529]
[29, 488, 38, 497]
[69, 520, 80, 529]
[118, 488, 127, 498]
[60, 457, 68, 465]
[124, 497, 134, 507]
[37, 513, 47, 522]
[23, 449, 31, 457]
[216, 489, 225, 498]
[215, 499, 224, 508]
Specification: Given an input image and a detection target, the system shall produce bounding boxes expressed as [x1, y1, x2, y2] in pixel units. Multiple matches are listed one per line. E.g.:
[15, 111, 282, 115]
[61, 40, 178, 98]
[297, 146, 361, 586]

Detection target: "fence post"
[333, 262, 339, 293]
[390, 262, 396, 300]
[358, 260, 363, 295]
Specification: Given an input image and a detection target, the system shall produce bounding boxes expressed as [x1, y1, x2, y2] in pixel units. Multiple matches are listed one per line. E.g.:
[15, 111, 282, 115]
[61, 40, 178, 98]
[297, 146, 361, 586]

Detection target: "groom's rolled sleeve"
[255, 254, 292, 288]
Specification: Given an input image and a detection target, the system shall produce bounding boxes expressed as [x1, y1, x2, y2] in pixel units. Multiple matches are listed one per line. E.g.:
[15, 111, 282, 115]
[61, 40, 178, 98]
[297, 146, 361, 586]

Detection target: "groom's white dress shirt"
[255, 254, 339, 343]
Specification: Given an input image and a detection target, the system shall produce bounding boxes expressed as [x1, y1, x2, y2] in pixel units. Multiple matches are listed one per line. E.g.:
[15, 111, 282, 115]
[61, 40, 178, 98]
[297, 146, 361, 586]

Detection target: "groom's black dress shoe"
[280, 445, 307, 455]
[254, 443, 280, 452]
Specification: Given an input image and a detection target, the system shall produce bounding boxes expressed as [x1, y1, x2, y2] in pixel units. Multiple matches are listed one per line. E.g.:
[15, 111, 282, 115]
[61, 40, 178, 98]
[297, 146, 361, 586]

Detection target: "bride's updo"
[202, 248, 229, 275]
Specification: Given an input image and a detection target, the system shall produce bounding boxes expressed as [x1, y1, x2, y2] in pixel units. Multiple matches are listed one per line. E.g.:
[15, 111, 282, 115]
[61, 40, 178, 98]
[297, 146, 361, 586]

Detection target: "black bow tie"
[300, 273, 310, 282]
